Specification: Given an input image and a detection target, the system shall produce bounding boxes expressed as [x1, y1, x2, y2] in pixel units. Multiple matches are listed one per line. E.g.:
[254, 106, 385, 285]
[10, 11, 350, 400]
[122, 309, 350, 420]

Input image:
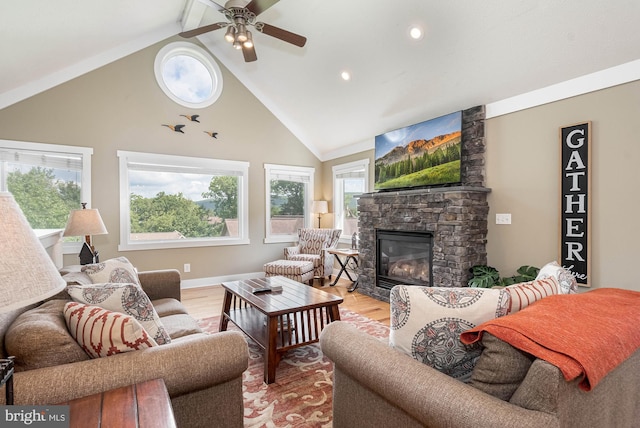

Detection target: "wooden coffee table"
[220, 276, 344, 384]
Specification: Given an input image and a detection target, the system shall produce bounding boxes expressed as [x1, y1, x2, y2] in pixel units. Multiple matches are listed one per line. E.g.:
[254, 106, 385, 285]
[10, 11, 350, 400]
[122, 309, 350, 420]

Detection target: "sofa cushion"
[468, 333, 535, 400]
[509, 359, 559, 414]
[152, 298, 189, 317]
[5, 300, 90, 371]
[160, 313, 204, 339]
[505, 276, 560, 313]
[389, 285, 511, 382]
[536, 261, 578, 294]
[64, 301, 157, 358]
[67, 282, 171, 345]
[81, 256, 140, 285]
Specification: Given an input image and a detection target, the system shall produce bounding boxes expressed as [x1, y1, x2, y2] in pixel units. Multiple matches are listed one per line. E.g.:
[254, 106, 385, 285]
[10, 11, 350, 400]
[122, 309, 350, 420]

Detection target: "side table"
[62, 379, 176, 428]
[327, 248, 360, 292]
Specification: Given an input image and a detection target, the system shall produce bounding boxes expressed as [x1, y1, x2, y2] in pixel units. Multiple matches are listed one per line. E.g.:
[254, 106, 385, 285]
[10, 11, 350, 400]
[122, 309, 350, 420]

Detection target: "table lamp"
[1, 192, 67, 404]
[63, 203, 108, 265]
[312, 200, 328, 228]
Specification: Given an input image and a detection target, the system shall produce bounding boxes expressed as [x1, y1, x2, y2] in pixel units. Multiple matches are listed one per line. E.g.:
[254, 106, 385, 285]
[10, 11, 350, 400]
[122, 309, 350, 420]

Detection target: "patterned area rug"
[197, 308, 389, 428]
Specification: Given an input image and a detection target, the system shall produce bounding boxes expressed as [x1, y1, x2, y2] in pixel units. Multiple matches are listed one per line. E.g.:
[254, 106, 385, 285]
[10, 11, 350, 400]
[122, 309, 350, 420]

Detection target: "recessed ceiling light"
[409, 26, 424, 40]
[341, 71, 351, 81]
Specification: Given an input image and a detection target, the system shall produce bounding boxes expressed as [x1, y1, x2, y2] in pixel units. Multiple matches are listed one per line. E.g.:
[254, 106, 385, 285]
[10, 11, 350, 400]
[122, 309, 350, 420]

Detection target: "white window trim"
[264, 163, 315, 244]
[333, 158, 369, 242]
[0, 139, 93, 255]
[117, 150, 249, 251]
[154, 41, 223, 109]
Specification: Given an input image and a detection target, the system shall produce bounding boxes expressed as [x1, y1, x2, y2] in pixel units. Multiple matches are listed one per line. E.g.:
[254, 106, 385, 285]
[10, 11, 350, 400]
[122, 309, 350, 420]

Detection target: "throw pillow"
[505, 276, 560, 313]
[67, 282, 171, 344]
[468, 333, 535, 401]
[64, 301, 157, 358]
[536, 261, 578, 294]
[389, 285, 511, 382]
[81, 256, 140, 285]
[5, 300, 90, 371]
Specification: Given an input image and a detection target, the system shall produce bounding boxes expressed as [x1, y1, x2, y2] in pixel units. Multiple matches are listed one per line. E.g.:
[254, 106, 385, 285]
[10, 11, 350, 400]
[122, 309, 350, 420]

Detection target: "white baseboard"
[181, 268, 347, 289]
[180, 271, 264, 289]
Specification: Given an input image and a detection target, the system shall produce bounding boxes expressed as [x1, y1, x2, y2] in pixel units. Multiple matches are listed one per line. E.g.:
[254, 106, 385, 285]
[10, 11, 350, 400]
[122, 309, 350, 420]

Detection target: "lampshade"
[312, 200, 328, 214]
[63, 206, 108, 237]
[0, 192, 66, 313]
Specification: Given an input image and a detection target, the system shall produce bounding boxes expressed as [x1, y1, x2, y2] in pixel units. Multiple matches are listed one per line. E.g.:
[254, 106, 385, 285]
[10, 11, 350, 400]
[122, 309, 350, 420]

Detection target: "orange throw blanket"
[460, 288, 640, 391]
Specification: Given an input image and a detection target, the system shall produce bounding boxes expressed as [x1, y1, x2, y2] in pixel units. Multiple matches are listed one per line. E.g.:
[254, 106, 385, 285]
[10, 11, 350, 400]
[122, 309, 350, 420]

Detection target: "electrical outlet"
[496, 213, 512, 225]
[184, 263, 191, 273]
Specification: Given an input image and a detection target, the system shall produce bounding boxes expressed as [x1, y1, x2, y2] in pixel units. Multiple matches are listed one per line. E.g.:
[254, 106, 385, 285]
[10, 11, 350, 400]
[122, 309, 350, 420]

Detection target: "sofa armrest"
[138, 269, 182, 301]
[284, 246, 301, 257]
[320, 322, 558, 428]
[7, 331, 248, 405]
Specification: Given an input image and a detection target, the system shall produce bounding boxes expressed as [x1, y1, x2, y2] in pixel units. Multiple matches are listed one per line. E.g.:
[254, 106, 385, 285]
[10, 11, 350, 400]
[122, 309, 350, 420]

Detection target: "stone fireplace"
[356, 106, 489, 302]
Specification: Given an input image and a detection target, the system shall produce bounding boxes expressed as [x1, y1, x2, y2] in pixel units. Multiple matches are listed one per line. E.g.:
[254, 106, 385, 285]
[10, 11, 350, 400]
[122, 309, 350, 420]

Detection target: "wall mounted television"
[374, 111, 462, 191]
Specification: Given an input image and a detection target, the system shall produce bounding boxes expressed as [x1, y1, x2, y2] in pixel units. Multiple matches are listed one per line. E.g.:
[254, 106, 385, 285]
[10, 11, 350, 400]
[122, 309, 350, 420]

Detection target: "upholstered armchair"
[284, 228, 341, 285]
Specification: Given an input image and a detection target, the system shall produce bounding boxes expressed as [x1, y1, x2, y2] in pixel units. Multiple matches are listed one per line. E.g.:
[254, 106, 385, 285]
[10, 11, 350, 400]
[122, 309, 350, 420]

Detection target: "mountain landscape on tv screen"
[375, 130, 462, 190]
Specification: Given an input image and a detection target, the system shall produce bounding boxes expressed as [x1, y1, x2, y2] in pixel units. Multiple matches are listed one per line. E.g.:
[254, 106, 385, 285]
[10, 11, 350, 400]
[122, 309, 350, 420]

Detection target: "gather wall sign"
[559, 122, 591, 287]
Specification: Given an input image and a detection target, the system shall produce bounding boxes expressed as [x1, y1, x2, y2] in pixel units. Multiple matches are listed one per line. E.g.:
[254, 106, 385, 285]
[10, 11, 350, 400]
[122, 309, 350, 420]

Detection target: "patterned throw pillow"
[67, 282, 171, 344]
[390, 285, 511, 382]
[536, 261, 578, 294]
[81, 256, 140, 285]
[63, 301, 157, 358]
[505, 276, 560, 313]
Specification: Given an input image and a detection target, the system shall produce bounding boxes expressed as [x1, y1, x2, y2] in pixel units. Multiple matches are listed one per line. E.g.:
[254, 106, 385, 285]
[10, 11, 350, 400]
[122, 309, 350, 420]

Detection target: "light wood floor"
[181, 276, 390, 326]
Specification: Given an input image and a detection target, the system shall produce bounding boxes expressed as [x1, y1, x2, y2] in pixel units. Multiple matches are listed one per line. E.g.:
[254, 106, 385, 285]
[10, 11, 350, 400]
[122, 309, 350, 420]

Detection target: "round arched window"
[154, 42, 223, 108]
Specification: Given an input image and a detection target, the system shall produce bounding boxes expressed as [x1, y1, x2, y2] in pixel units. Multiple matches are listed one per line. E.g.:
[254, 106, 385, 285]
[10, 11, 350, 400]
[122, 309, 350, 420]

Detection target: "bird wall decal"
[162, 124, 186, 133]
[204, 131, 219, 139]
[180, 114, 200, 122]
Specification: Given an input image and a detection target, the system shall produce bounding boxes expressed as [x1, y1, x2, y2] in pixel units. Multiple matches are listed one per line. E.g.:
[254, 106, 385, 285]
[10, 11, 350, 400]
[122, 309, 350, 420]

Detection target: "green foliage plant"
[468, 265, 540, 288]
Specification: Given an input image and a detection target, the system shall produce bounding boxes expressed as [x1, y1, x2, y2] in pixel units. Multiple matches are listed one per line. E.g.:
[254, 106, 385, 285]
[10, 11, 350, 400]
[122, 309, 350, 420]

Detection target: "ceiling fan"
[179, 0, 307, 62]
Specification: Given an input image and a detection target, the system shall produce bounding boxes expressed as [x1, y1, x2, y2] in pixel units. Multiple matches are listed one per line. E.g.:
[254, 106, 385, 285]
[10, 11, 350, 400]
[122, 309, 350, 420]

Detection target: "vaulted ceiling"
[2, 0, 639, 160]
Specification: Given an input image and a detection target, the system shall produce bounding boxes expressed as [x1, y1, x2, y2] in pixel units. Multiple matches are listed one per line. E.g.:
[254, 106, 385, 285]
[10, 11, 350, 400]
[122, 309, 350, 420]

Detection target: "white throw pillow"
[389, 285, 511, 382]
[67, 282, 171, 345]
[64, 301, 157, 358]
[536, 261, 578, 294]
[81, 256, 140, 285]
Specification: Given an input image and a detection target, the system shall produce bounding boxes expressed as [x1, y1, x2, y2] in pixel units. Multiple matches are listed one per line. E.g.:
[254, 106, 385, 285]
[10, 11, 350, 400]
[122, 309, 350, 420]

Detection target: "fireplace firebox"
[376, 230, 433, 289]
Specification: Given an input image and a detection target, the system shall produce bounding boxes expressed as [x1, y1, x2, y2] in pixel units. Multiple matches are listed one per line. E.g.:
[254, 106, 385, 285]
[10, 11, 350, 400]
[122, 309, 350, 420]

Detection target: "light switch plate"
[496, 213, 512, 224]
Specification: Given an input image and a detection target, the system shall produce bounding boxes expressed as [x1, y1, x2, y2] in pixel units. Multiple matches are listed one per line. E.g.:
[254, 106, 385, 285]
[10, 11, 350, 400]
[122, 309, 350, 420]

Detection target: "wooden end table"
[327, 248, 360, 292]
[220, 276, 344, 384]
[63, 379, 176, 428]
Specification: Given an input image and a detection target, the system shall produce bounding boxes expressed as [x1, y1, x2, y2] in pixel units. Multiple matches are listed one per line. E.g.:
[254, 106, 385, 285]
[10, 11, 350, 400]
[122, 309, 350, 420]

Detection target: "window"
[118, 151, 249, 251]
[264, 164, 315, 243]
[154, 42, 223, 108]
[333, 159, 369, 240]
[0, 139, 93, 254]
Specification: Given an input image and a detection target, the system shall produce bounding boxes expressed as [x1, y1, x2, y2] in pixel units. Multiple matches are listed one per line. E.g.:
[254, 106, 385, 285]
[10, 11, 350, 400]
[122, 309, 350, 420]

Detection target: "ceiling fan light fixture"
[236, 23, 248, 43]
[233, 40, 243, 50]
[224, 26, 236, 43]
[243, 31, 254, 48]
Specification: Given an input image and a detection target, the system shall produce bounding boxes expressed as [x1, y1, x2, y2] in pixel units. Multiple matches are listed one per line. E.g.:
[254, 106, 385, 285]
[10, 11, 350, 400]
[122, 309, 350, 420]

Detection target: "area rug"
[197, 309, 389, 428]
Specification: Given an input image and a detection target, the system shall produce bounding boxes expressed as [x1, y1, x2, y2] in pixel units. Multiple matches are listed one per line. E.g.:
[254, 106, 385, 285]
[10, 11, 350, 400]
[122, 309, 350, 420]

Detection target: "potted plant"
[468, 265, 539, 288]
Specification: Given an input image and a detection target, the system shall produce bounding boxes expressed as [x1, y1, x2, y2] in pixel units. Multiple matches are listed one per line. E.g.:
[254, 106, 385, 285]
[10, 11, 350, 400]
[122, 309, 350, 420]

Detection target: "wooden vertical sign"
[559, 122, 591, 287]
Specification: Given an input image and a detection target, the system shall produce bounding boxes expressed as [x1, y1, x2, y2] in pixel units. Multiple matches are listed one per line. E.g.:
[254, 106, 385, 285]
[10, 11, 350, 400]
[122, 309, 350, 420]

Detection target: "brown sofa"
[0, 268, 249, 428]
[320, 314, 640, 428]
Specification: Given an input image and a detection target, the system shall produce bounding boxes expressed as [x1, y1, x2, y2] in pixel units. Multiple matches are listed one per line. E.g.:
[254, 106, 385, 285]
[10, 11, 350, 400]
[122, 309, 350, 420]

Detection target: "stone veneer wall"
[357, 106, 489, 302]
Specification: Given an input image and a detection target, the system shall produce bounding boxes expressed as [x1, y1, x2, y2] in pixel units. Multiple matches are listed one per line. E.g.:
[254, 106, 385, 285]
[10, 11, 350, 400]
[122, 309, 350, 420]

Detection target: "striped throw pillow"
[63, 301, 157, 358]
[505, 276, 560, 313]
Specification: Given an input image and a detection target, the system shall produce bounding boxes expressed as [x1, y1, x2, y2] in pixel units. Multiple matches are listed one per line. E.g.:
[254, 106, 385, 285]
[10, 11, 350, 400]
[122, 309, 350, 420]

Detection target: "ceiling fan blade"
[258, 23, 307, 47]
[245, 0, 280, 16]
[179, 22, 227, 38]
[242, 44, 258, 62]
